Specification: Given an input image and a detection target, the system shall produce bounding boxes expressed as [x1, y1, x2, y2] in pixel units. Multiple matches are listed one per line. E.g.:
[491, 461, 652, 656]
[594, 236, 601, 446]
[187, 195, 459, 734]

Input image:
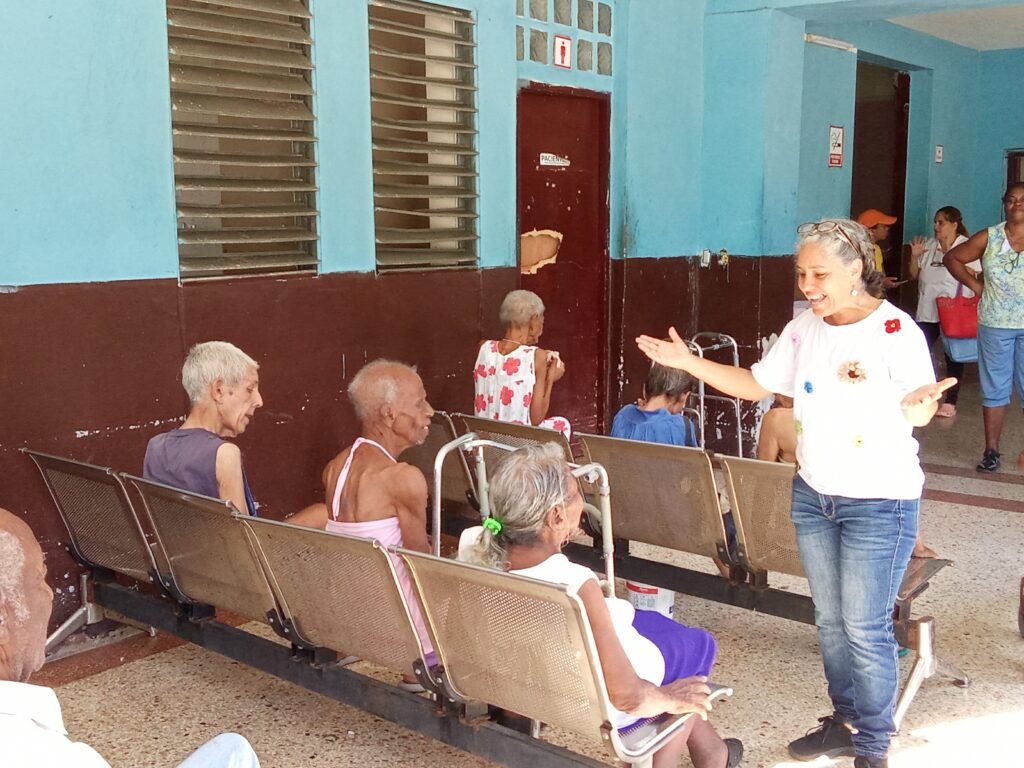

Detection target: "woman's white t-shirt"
[916, 234, 977, 323]
[751, 302, 935, 500]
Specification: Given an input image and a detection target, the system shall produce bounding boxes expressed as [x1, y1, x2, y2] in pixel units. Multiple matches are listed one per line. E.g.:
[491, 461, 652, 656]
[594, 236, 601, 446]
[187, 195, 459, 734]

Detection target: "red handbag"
[936, 283, 979, 339]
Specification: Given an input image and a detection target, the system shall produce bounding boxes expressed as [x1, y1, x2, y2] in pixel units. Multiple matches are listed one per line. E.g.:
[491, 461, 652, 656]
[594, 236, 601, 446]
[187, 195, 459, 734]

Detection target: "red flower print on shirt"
[474, 364, 487, 380]
[500, 386, 514, 406]
[502, 357, 521, 376]
[474, 394, 486, 413]
[523, 392, 533, 407]
[884, 319, 901, 334]
[488, 366, 496, 376]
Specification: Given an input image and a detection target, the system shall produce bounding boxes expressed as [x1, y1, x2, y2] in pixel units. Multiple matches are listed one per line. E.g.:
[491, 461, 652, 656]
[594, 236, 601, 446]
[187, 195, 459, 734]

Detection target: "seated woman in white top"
[473, 290, 570, 437]
[459, 444, 742, 768]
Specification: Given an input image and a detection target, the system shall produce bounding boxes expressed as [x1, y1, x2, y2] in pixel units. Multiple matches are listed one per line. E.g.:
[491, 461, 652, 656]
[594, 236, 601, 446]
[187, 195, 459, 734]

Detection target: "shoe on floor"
[724, 737, 744, 767]
[976, 449, 1001, 472]
[787, 715, 855, 761]
[398, 679, 425, 693]
[935, 403, 956, 418]
[854, 756, 888, 768]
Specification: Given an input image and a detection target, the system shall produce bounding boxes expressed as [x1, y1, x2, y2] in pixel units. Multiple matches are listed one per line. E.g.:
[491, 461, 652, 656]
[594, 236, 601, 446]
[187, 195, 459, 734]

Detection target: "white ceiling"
[889, 6, 1024, 50]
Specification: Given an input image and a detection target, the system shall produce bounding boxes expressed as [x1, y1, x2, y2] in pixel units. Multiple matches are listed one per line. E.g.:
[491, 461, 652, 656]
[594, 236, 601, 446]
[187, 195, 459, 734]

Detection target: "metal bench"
[399, 548, 697, 768]
[719, 454, 969, 725]
[124, 475, 286, 633]
[22, 449, 181, 651]
[243, 517, 436, 690]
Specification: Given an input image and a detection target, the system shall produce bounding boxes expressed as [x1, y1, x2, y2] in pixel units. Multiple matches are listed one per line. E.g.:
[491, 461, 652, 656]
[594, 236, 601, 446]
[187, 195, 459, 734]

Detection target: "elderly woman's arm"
[529, 348, 565, 425]
[577, 580, 713, 719]
[943, 230, 986, 295]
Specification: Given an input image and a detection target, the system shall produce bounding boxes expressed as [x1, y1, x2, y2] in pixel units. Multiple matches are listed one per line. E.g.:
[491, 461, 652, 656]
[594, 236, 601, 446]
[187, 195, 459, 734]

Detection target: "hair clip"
[482, 517, 503, 535]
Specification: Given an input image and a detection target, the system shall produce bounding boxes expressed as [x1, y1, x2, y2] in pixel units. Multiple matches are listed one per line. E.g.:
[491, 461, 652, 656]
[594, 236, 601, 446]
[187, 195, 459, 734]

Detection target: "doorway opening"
[850, 61, 911, 304]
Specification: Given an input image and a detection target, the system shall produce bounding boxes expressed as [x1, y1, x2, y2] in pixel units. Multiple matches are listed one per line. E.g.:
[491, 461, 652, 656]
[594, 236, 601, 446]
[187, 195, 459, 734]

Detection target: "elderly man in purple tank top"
[144, 341, 263, 515]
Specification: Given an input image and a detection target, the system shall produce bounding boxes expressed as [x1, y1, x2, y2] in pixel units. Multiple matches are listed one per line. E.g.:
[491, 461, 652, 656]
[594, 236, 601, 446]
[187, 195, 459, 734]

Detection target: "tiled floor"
[43, 377, 1023, 768]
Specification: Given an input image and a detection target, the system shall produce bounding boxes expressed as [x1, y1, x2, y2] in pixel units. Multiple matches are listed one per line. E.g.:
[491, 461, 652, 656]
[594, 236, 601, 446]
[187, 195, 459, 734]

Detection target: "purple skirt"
[632, 610, 717, 684]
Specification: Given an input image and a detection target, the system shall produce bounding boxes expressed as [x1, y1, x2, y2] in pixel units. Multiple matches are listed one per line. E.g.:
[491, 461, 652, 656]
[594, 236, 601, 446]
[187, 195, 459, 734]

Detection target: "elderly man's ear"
[379, 402, 396, 426]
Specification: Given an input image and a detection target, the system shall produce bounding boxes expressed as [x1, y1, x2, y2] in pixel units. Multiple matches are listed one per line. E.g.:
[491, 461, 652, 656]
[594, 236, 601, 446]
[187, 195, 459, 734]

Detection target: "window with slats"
[166, 0, 318, 279]
[368, 0, 478, 270]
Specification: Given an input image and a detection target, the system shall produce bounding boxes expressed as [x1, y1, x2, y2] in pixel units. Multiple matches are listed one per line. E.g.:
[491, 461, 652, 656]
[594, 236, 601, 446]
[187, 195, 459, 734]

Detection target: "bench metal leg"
[894, 617, 969, 729]
[45, 573, 104, 654]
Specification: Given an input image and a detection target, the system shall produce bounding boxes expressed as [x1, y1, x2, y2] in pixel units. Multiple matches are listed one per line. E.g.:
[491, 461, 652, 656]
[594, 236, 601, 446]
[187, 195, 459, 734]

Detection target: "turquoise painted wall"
[797, 42, 857, 225]
[0, 1, 179, 285]
[974, 48, 1024, 225]
[806, 19, 981, 239]
[619, 0, 705, 258]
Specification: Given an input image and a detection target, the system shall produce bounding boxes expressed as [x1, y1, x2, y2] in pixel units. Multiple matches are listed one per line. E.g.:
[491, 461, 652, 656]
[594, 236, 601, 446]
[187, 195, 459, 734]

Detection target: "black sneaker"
[787, 715, 855, 761]
[976, 449, 1001, 472]
[854, 756, 888, 768]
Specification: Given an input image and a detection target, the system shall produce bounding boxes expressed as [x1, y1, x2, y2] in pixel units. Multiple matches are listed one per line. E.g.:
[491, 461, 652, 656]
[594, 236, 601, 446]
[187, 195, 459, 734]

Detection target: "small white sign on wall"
[935, 145, 944, 164]
[553, 34, 572, 69]
[829, 125, 844, 167]
[539, 152, 570, 167]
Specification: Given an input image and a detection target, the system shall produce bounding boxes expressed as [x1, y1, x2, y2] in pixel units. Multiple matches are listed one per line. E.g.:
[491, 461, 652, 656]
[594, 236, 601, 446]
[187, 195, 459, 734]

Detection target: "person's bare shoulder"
[215, 441, 243, 476]
[386, 462, 428, 514]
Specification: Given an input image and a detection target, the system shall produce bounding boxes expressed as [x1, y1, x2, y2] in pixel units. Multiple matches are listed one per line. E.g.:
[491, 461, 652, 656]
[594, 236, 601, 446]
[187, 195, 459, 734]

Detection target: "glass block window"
[515, 0, 613, 76]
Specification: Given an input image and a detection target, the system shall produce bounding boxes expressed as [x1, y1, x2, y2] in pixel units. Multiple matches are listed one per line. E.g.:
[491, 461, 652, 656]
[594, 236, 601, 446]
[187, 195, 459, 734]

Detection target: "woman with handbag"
[945, 183, 1024, 473]
[907, 206, 976, 418]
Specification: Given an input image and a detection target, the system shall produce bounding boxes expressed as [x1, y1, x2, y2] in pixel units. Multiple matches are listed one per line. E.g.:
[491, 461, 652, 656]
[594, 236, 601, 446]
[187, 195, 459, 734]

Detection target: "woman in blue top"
[611, 361, 699, 447]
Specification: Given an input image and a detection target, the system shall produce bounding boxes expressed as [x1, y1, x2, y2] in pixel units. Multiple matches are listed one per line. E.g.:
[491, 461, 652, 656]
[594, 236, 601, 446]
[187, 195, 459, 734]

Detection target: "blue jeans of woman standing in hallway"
[791, 474, 919, 760]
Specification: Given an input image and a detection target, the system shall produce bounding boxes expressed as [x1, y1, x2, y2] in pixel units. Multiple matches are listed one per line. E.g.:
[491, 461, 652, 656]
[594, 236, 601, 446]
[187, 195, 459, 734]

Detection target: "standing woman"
[944, 183, 1024, 472]
[908, 206, 976, 418]
[637, 219, 953, 768]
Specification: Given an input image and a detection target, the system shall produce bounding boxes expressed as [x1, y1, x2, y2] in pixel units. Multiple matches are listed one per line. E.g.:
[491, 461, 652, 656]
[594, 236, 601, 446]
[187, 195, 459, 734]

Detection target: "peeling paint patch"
[73, 416, 180, 440]
[520, 229, 563, 274]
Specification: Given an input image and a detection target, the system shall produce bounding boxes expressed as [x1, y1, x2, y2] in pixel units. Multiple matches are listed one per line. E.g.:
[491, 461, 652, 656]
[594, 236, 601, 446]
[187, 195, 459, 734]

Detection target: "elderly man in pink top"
[299, 360, 435, 690]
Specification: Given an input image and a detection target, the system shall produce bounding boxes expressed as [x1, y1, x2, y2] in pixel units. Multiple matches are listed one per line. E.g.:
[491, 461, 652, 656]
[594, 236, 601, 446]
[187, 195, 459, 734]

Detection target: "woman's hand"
[547, 351, 566, 383]
[661, 676, 713, 720]
[636, 327, 693, 371]
[901, 378, 957, 426]
[910, 236, 927, 259]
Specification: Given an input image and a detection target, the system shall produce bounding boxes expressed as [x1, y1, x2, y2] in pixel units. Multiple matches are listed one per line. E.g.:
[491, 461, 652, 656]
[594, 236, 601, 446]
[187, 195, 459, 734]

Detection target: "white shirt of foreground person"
[1, 680, 261, 768]
[751, 301, 935, 500]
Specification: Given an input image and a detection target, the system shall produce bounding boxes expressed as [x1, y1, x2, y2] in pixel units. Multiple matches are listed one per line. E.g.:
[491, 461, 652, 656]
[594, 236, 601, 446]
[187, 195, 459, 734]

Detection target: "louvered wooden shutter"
[368, 0, 478, 270]
[167, 0, 318, 279]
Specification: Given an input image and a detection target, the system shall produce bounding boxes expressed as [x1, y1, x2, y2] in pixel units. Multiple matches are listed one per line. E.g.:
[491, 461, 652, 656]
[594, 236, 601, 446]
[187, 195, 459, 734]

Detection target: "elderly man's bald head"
[348, 360, 418, 423]
[347, 360, 435, 449]
[0, 508, 53, 682]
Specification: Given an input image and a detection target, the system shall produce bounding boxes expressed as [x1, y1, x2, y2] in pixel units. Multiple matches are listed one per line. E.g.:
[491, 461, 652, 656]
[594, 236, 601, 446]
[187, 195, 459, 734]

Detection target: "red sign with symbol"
[553, 34, 572, 70]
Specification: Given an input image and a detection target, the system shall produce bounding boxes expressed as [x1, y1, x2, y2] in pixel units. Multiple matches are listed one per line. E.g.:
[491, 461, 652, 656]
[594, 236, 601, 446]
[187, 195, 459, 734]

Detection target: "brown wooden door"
[517, 87, 610, 435]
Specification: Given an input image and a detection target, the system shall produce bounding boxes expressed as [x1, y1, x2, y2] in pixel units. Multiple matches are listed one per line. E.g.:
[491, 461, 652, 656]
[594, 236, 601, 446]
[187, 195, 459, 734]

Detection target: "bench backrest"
[718, 456, 804, 578]
[579, 434, 728, 561]
[244, 518, 426, 674]
[457, 413, 574, 465]
[23, 450, 162, 585]
[125, 475, 280, 624]
[398, 410, 475, 507]
[398, 548, 609, 737]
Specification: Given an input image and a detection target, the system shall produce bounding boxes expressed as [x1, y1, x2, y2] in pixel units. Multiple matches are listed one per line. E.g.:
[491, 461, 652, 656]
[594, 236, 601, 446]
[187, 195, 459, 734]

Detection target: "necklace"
[500, 338, 528, 347]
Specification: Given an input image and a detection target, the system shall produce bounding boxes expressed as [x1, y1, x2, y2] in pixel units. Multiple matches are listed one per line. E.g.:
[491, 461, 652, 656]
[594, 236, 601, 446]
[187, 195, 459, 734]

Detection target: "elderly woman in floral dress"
[473, 289, 570, 437]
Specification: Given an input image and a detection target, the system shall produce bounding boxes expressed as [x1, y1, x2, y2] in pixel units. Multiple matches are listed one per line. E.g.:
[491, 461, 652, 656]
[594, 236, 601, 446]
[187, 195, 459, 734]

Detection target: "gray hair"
[348, 359, 417, 423]
[0, 529, 28, 622]
[499, 290, 545, 328]
[795, 218, 885, 299]
[463, 443, 571, 570]
[181, 341, 259, 405]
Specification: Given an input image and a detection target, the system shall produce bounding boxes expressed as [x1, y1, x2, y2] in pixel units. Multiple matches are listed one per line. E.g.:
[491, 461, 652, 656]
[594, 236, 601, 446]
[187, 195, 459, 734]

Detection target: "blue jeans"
[791, 474, 918, 760]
